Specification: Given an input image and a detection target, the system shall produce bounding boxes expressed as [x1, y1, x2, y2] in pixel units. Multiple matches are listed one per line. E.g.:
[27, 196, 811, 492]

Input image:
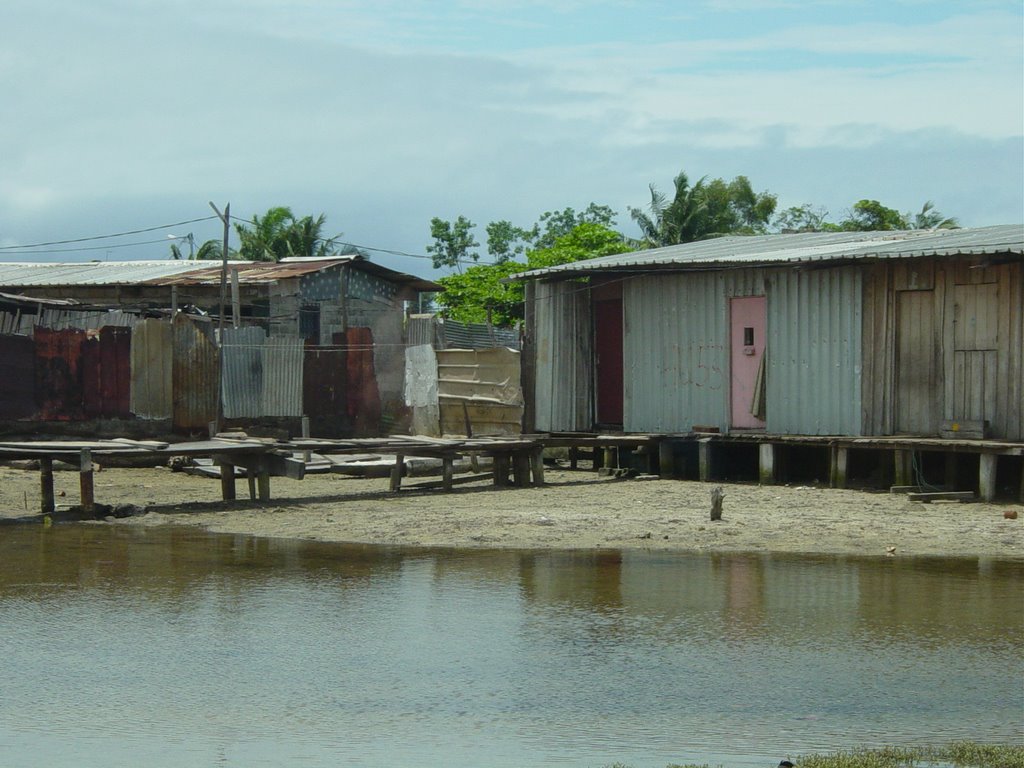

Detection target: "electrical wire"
[0, 215, 220, 251]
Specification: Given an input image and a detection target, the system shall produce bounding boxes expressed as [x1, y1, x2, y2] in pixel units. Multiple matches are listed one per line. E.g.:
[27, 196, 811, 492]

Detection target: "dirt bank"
[0, 463, 1020, 558]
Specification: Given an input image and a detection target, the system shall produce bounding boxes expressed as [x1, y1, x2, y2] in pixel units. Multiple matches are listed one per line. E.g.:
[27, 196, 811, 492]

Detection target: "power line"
[0, 215, 219, 251]
[0, 237, 182, 256]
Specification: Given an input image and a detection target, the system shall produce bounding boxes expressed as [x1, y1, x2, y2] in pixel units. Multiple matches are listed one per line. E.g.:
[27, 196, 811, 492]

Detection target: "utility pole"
[209, 201, 231, 437]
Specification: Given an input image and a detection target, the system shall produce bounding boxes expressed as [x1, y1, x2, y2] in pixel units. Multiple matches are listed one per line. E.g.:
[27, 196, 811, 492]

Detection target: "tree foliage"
[231, 206, 342, 261]
[629, 171, 777, 247]
[426, 215, 479, 271]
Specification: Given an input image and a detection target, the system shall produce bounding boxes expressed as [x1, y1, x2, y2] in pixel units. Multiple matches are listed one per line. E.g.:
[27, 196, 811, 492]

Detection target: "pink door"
[730, 296, 767, 429]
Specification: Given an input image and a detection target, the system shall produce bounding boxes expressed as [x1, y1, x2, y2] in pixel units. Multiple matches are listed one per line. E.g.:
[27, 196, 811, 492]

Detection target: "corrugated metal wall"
[172, 315, 219, 431]
[130, 319, 173, 419]
[82, 326, 132, 419]
[766, 267, 863, 435]
[623, 267, 863, 435]
[624, 271, 764, 433]
[533, 281, 592, 432]
[34, 327, 86, 421]
[262, 337, 304, 417]
[0, 334, 35, 419]
[222, 326, 265, 418]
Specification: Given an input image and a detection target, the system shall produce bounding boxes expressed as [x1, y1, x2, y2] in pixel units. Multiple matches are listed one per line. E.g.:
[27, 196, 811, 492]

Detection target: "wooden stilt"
[79, 448, 94, 513]
[220, 462, 236, 500]
[40, 456, 55, 514]
[569, 446, 579, 470]
[257, 466, 271, 502]
[658, 439, 674, 478]
[530, 446, 545, 486]
[494, 453, 510, 486]
[979, 453, 997, 502]
[698, 440, 713, 482]
[830, 446, 848, 489]
[894, 450, 914, 487]
[247, 468, 257, 500]
[442, 456, 454, 491]
[513, 451, 531, 487]
[389, 453, 404, 492]
[759, 443, 776, 485]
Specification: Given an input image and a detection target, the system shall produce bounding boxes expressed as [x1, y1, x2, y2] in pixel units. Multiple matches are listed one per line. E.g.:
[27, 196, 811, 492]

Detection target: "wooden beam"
[907, 491, 975, 503]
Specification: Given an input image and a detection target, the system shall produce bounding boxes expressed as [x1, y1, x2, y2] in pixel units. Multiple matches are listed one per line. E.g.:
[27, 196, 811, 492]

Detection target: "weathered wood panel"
[130, 319, 173, 419]
[172, 315, 219, 431]
[895, 289, 940, 435]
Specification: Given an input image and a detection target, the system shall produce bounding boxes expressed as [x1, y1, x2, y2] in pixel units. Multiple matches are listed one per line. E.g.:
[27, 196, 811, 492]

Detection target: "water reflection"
[0, 525, 1021, 768]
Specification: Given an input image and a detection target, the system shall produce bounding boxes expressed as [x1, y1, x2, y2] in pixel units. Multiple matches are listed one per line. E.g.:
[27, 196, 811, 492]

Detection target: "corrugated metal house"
[0, 255, 441, 435]
[515, 225, 1024, 442]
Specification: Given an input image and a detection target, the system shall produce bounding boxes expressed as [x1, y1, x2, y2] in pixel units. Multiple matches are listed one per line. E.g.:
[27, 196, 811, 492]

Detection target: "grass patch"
[603, 742, 1024, 768]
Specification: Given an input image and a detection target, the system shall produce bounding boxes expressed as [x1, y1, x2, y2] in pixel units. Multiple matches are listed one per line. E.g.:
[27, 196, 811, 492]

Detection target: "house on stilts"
[511, 224, 1024, 502]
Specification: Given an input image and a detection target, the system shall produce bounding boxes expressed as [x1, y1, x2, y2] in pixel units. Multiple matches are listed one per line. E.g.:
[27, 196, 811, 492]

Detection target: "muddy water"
[0, 524, 1020, 767]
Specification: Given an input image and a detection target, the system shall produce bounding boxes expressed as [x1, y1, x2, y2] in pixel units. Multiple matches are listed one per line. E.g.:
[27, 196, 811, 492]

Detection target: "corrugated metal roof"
[0, 261, 205, 286]
[512, 225, 1024, 280]
[0, 256, 443, 292]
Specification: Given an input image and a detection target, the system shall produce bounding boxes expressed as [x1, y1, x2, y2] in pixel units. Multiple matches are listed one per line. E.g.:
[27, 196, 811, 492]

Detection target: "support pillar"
[79, 448, 94, 514]
[945, 452, 958, 490]
[442, 456, 454, 491]
[389, 454, 404, 492]
[513, 451, 531, 487]
[220, 462, 236, 500]
[40, 456, 55, 514]
[830, 446, 848, 489]
[698, 440, 713, 482]
[603, 446, 617, 470]
[979, 453, 997, 502]
[894, 450, 914, 487]
[759, 443, 776, 485]
[530, 446, 545, 486]
[658, 439, 675, 479]
[493, 453, 510, 487]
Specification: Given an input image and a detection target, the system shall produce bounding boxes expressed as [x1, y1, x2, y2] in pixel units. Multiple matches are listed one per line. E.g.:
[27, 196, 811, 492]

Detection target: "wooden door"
[895, 290, 939, 434]
[594, 298, 623, 426]
[730, 296, 767, 429]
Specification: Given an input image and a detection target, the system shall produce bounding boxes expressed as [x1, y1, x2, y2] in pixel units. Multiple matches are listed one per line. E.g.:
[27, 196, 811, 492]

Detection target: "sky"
[1, 0, 1022, 278]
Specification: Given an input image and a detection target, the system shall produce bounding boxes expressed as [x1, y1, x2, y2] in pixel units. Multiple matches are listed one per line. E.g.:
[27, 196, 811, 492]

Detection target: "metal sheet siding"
[533, 281, 592, 432]
[82, 326, 132, 418]
[766, 268, 863, 435]
[624, 271, 765, 432]
[0, 334, 36, 419]
[34, 327, 86, 421]
[172, 315, 218, 431]
[262, 336, 305, 417]
[130, 319, 173, 419]
[221, 326, 265, 419]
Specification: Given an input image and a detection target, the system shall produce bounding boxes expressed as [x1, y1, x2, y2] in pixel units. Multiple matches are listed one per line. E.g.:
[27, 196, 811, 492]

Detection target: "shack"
[513, 225, 1024, 499]
[0, 256, 441, 437]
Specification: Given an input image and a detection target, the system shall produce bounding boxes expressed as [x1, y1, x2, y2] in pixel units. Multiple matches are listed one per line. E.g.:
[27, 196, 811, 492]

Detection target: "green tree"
[526, 221, 632, 270]
[426, 215, 479, 271]
[233, 207, 342, 261]
[630, 170, 776, 247]
[839, 199, 909, 231]
[533, 203, 617, 249]
[773, 204, 839, 233]
[485, 220, 534, 263]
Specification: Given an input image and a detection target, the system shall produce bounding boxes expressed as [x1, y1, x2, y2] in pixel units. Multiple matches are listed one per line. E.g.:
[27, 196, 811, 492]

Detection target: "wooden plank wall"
[862, 256, 1023, 440]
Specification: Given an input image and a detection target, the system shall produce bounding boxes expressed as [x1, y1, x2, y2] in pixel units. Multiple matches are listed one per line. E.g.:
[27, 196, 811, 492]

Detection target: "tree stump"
[710, 486, 724, 521]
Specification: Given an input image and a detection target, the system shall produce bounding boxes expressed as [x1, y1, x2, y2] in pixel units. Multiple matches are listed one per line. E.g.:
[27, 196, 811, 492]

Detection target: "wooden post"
[390, 454, 404, 492]
[894, 450, 914, 487]
[603, 446, 616, 470]
[569, 446, 579, 470]
[230, 268, 241, 327]
[530, 446, 545, 486]
[699, 440, 713, 482]
[759, 443, 776, 485]
[301, 415, 311, 464]
[945, 452, 959, 490]
[830, 446, 848, 489]
[246, 468, 257, 501]
[79, 448, 94, 514]
[710, 486, 724, 521]
[657, 440, 675, 478]
[442, 456, 454, 491]
[494, 453, 510, 486]
[979, 453, 997, 502]
[513, 451, 531, 487]
[219, 462, 236, 500]
[40, 456, 55, 514]
[257, 466, 271, 502]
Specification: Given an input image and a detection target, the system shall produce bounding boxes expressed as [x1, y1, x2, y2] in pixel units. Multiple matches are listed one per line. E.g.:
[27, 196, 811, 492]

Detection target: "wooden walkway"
[0, 435, 547, 515]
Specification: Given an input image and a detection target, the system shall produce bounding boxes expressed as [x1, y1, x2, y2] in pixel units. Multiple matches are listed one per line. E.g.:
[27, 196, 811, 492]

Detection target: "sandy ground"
[1, 459, 1021, 559]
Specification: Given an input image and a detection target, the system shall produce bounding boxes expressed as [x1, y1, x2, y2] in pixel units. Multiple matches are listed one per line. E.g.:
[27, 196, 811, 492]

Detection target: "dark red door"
[594, 298, 623, 426]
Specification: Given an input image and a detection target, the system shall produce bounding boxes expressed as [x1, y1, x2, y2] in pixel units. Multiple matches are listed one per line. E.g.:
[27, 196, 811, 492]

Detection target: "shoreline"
[1, 464, 1021, 559]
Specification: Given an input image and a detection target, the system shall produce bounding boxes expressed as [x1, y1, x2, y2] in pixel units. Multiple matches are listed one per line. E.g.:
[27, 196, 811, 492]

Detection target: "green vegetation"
[602, 742, 1024, 768]
[427, 167, 960, 327]
[170, 206, 344, 261]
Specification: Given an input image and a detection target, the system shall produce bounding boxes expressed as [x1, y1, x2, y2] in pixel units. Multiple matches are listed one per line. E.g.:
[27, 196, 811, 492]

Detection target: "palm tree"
[912, 201, 959, 230]
[629, 171, 710, 247]
[234, 207, 343, 261]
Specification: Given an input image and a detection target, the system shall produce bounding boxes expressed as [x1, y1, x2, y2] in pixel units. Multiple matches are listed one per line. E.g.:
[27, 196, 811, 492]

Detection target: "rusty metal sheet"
[0, 334, 36, 419]
[341, 328, 381, 436]
[172, 314, 219, 431]
[34, 327, 86, 421]
[130, 319, 173, 419]
[221, 326, 265, 419]
[82, 326, 131, 418]
[303, 342, 347, 419]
